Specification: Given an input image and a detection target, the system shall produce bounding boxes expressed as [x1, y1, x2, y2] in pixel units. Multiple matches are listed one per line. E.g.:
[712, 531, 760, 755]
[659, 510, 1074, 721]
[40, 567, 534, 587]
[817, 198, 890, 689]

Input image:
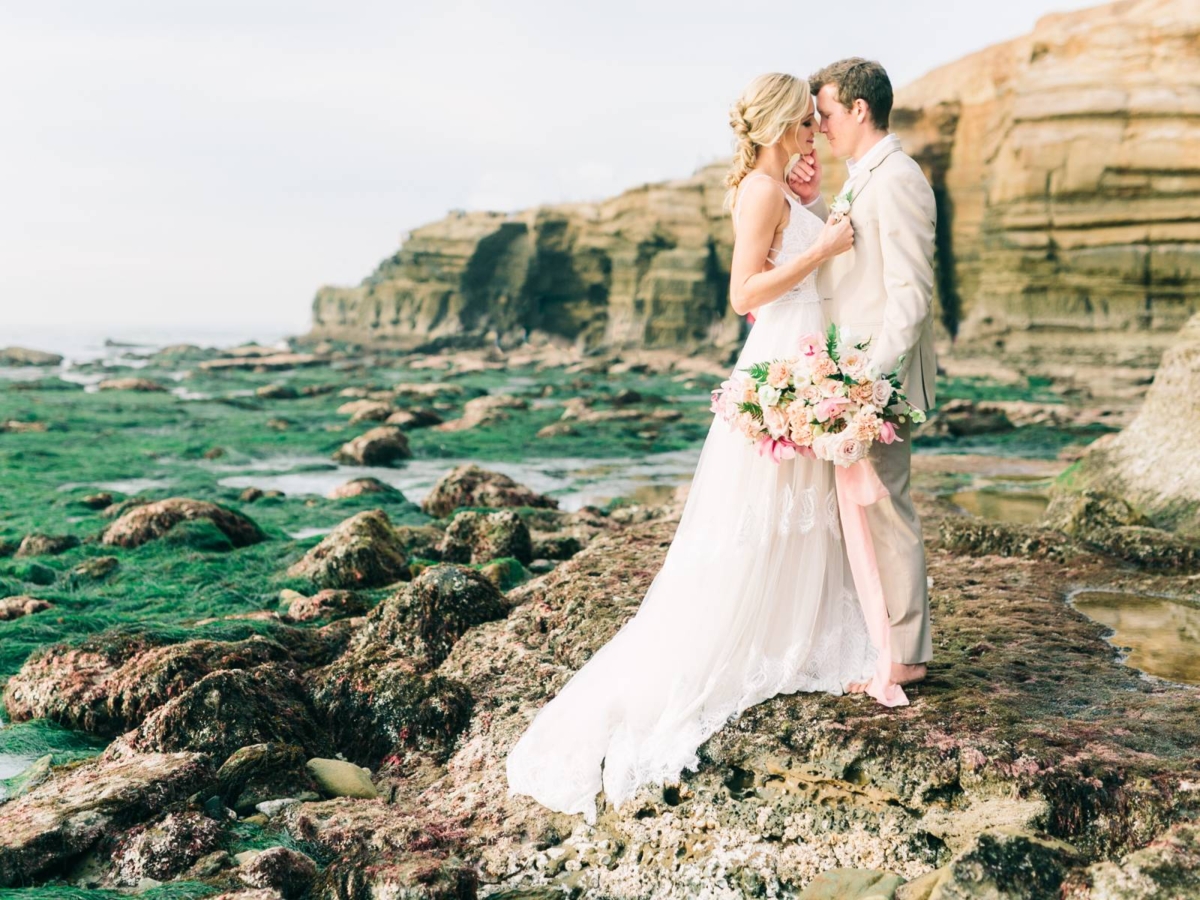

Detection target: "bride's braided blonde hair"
[724, 73, 812, 212]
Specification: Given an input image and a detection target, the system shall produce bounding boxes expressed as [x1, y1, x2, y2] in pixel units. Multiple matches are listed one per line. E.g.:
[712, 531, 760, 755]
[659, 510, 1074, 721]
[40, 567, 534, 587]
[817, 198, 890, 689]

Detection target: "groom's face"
[816, 84, 859, 159]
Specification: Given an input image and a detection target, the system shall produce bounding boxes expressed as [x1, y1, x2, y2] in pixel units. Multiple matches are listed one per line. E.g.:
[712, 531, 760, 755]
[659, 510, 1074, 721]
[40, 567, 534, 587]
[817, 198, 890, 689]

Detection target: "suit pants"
[863, 418, 932, 664]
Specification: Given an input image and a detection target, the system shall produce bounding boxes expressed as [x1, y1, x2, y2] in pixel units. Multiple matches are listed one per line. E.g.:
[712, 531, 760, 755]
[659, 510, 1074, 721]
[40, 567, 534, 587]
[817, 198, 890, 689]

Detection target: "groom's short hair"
[810, 58, 893, 130]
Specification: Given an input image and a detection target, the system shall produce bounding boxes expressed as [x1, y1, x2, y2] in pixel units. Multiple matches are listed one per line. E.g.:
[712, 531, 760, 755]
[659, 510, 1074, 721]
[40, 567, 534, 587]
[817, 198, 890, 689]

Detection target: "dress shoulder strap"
[733, 173, 792, 229]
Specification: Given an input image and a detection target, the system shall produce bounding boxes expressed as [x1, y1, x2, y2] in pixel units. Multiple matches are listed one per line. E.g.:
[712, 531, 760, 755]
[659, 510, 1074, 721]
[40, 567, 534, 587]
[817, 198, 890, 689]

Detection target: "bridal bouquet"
[709, 324, 925, 465]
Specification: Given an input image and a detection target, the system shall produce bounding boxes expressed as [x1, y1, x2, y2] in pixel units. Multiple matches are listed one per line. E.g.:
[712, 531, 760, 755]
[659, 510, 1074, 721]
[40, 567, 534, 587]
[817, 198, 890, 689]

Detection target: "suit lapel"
[845, 144, 902, 206]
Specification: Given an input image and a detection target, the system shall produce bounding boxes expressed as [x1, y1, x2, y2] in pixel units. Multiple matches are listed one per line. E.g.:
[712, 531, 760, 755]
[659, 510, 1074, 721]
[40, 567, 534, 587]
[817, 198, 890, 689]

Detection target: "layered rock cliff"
[896, 0, 1200, 338]
[307, 0, 1199, 350]
[309, 168, 743, 352]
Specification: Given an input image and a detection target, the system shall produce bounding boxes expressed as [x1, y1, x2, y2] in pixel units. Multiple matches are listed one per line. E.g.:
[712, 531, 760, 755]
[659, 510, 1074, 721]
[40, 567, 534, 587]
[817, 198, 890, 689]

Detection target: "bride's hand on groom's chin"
[786, 153, 821, 203]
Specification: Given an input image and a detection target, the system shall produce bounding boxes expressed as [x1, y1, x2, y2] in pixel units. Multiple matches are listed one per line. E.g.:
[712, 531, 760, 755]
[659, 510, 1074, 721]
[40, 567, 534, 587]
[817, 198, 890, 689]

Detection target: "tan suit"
[810, 139, 936, 664]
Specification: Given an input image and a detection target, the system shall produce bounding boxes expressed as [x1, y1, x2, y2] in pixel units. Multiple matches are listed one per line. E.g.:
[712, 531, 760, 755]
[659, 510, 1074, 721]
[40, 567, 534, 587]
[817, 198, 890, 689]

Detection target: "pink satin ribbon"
[834, 459, 909, 707]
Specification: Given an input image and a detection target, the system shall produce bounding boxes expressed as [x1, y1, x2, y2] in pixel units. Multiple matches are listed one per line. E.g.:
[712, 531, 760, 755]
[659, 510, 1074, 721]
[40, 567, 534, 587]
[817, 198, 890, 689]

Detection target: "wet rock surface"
[286, 509, 411, 589]
[102, 497, 266, 549]
[332, 425, 411, 466]
[421, 463, 559, 518]
[0, 751, 213, 886]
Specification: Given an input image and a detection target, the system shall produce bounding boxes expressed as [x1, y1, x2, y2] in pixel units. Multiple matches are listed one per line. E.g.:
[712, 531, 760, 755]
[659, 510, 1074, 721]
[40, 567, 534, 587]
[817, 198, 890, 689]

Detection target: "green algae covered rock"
[438, 509, 533, 565]
[102, 497, 266, 549]
[421, 463, 557, 518]
[286, 509, 411, 590]
[125, 662, 334, 760]
[362, 563, 507, 669]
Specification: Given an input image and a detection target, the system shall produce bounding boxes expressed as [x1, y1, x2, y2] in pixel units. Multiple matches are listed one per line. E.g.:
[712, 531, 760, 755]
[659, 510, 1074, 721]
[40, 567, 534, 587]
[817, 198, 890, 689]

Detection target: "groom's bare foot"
[891, 662, 927, 686]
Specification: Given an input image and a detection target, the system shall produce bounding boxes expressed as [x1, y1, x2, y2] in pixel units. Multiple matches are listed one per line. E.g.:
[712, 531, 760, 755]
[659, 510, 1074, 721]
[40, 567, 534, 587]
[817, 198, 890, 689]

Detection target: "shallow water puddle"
[947, 486, 1049, 525]
[1071, 590, 1200, 685]
[217, 449, 702, 512]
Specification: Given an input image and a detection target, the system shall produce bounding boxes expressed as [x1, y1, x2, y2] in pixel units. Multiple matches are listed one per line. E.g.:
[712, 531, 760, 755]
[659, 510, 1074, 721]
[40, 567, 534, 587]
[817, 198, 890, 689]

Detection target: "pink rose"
[834, 434, 867, 467]
[871, 379, 894, 408]
[763, 405, 788, 438]
[814, 396, 851, 423]
[839, 349, 869, 379]
[818, 377, 845, 398]
[800, 383, 822, 404]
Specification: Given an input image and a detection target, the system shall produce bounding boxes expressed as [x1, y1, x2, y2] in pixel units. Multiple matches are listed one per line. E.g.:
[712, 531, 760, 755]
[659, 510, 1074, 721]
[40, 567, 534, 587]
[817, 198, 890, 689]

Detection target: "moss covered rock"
[286, 509, 411, 590]
[101, 497, 266, 549]
[421, 463, 557, 518]
[438, 509, 533, 565]
[216, 742, 319, 815]
[332, 425, 411, 466]
[363, 564, 507, 669]
[125, 662, 333, 761]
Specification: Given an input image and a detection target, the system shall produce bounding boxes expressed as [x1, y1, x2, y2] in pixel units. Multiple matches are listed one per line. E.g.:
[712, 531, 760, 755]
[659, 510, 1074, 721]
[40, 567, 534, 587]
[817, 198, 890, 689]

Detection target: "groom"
[788, 57, 936, 686]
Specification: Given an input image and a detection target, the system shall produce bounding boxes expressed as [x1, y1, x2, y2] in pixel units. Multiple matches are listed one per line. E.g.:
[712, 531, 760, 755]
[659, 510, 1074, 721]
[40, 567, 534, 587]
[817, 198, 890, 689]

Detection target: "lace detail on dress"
[825, 491, 842, 541]
[731, 485, 830, 544]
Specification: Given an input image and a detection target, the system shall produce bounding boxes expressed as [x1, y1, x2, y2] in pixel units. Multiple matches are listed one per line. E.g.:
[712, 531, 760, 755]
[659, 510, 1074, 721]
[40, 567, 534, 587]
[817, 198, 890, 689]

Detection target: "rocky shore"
[0, 313, 1197, 898]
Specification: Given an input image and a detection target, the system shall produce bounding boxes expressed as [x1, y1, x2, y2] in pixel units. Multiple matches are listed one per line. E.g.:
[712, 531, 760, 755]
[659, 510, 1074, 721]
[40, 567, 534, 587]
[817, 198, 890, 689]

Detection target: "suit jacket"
[810, 143, 938, 411]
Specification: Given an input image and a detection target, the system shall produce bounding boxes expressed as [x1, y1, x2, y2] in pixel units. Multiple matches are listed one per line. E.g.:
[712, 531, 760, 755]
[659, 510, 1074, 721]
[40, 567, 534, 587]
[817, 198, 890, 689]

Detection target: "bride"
[505, 73, 874, 825]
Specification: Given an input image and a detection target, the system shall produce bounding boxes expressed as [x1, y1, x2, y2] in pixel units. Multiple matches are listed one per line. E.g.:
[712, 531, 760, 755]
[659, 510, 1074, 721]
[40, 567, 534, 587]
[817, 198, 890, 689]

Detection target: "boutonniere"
[829, 187, 854, 223]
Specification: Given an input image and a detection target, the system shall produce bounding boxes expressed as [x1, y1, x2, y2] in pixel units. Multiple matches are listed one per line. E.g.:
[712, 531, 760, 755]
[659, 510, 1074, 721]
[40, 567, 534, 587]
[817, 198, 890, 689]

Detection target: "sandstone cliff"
[309, 167, 744, 352]
[896, 0, 1200, 338]
[307, 0, 1199, 350]
[1050, 311, 1200, 535]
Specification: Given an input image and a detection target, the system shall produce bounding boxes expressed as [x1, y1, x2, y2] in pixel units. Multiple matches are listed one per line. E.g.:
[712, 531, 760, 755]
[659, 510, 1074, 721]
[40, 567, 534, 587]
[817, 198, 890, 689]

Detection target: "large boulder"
[1062, 820, 1200, 899]
[361, 564, 508, 669]
[1050, 314, 1200, 536]
[332, 426, 411, 466]
[0, 595, 53, 621]
[282, 589, 366, 623]
[15, 533, 80, 557]
[0, 751, 213, 886]
[434, 394, 528, 432]
[237, 846, 319, 899]
[122, 663, 333, 761]
[101, 498, 266, 549]
[305, 646, 474, 768]
[108, 810, 228, 886]
[437, 509, 533, 565]
[325, 476, 403, 500]
[0, 346, 62, 366]
[286, 509, 411, 589]
[2, 634, 293, 736]
[421, 463, 558, 518]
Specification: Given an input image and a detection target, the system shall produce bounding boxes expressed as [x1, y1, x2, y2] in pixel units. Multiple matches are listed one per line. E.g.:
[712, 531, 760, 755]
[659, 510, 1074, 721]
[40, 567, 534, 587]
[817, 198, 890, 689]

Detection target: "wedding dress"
[505, 173, 877, 824]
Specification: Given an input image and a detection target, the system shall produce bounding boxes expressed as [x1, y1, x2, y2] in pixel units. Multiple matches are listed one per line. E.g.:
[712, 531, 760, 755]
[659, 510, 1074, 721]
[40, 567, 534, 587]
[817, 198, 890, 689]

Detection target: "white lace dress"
[505, 175, 876, 824]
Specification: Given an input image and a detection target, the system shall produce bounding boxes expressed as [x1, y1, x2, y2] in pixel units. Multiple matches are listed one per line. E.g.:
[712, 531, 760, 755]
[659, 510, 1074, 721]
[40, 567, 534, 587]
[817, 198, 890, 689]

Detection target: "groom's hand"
[786, 153, 821, 204]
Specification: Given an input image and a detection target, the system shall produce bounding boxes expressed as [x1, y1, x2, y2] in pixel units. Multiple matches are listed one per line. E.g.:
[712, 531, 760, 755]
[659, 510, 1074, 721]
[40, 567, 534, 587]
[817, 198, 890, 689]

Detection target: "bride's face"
[780, 98, 818, 157]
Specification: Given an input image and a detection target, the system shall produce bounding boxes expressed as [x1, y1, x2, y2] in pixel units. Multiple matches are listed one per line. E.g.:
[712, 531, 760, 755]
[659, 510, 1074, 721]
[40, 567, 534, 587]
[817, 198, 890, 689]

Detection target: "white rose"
[840, 349, 869, 380]
[757, 384, 782, 409]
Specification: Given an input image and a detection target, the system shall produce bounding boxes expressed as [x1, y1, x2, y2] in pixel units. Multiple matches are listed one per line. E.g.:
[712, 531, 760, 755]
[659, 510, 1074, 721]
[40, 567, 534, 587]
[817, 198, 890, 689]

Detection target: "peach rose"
[767, 360, 791, 390]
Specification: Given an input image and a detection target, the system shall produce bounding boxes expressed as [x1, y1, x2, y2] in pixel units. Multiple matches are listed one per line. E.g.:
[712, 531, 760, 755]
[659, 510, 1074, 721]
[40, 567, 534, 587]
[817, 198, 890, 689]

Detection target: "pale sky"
[0, 0, 1103, 336]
